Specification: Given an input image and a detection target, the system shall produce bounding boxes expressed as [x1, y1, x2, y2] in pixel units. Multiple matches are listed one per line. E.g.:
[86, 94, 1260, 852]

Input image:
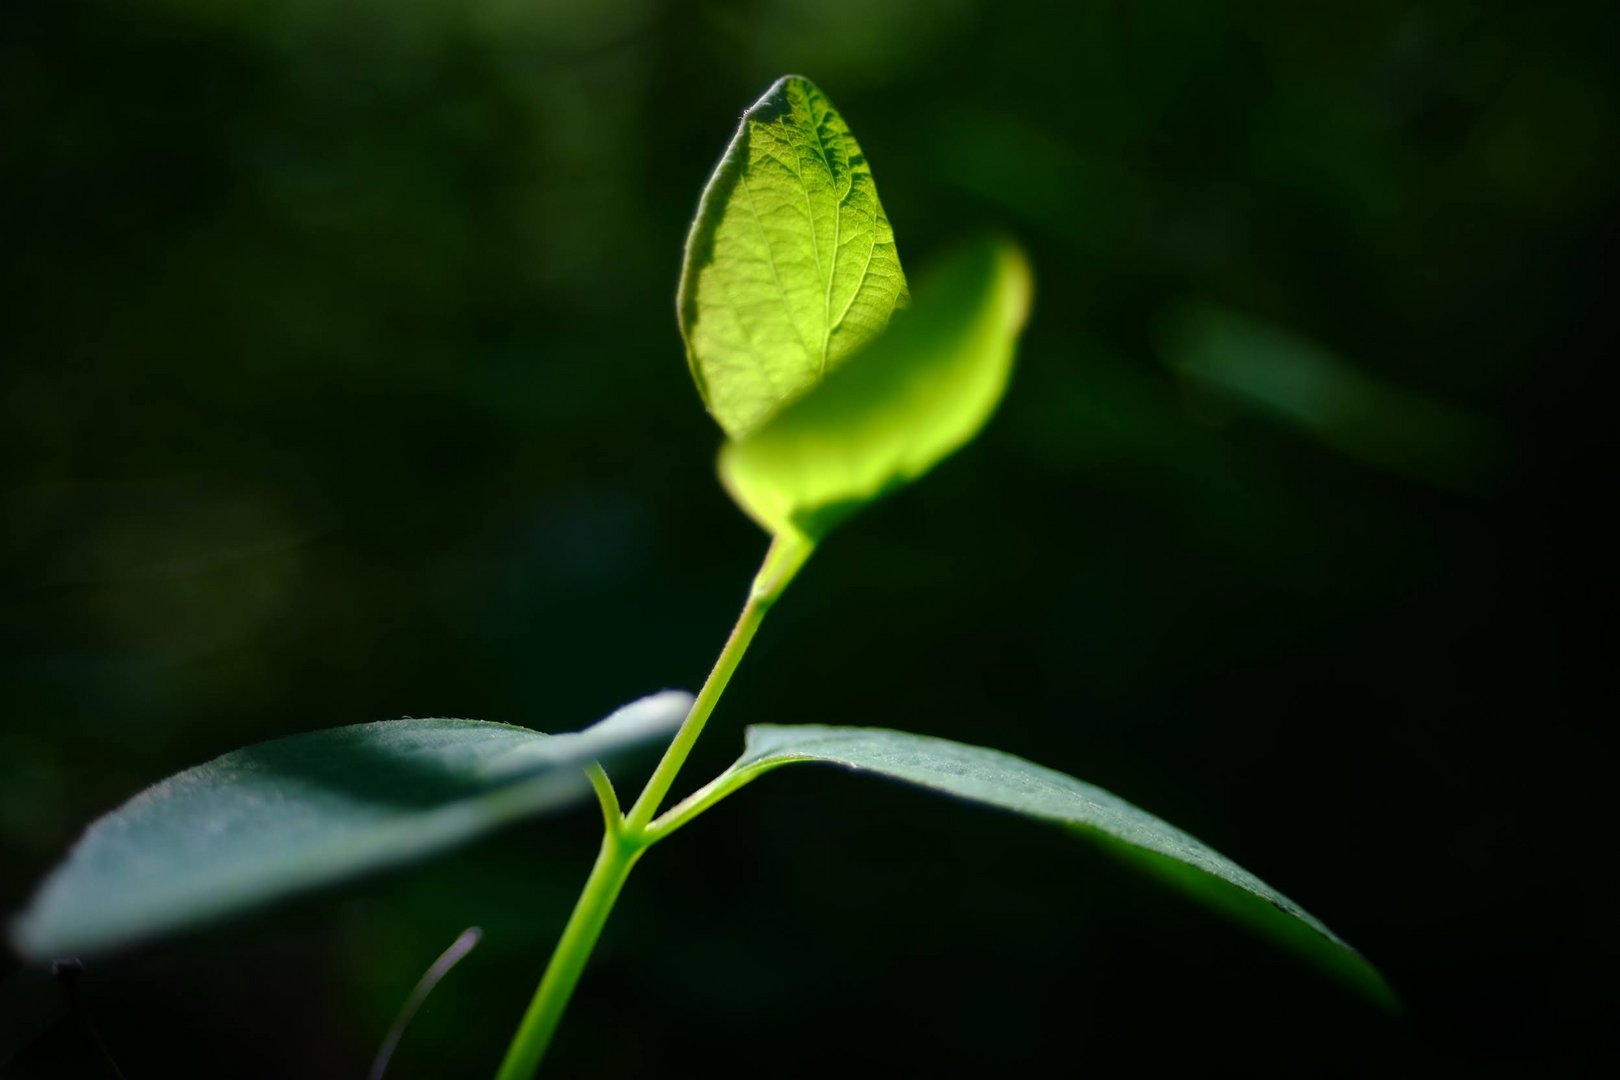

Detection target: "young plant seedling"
[10, 76, 1391, 1076]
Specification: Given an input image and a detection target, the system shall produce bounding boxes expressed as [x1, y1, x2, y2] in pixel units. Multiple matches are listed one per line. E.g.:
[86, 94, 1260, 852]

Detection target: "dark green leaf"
[704, 724, 1393, 1006]
[1163, 302, 1507, 491]
[10, 691, 692, 959]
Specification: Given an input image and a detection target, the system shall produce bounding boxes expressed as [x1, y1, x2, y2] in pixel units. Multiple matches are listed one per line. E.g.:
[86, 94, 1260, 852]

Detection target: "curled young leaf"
[719, 236, 1033, 542]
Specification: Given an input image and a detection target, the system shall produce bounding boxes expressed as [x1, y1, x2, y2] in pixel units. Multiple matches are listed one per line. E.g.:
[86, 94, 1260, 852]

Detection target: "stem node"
[493, 536, 811, 1078]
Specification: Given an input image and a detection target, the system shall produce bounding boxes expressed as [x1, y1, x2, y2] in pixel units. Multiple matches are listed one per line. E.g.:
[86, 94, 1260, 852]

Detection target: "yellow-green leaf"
[719, 236, 1032, 542]
[678, 75, 908, 439]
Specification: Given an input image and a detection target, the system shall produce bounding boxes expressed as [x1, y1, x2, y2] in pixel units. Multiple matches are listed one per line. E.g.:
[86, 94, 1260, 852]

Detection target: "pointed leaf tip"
[716, 724, 1392, 1007]
[679, 75, 909, 439]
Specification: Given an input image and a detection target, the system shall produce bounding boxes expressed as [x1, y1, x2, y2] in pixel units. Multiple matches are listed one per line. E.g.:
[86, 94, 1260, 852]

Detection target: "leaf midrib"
[761, 87, 867, 384]
[806, 98, 839, 376]
[741, 169, 800, 399]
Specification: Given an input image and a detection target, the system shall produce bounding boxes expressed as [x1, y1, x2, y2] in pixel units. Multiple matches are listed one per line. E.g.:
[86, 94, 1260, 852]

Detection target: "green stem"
[493, 832, 640, 1080]
[640, 759, 780, 844]
[493, 533, 812, 1078]
[585, 764, 621, 835]
[622, 534, 812, 834]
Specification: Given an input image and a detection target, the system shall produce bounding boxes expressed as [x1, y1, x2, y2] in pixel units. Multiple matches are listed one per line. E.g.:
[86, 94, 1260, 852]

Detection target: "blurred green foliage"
[2, 0, 1613, 1076]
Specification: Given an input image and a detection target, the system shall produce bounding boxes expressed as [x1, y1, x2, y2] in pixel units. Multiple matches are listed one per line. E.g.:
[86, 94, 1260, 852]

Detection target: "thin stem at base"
[493, 833, 640, 1080]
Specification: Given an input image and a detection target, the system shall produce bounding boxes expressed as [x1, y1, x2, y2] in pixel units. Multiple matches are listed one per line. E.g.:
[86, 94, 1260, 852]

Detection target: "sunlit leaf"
[701, 724, 1393, 1006]
[678, 75, 908, 439]
[719, 237, 1032, 541]
[10, 691, 693, 959]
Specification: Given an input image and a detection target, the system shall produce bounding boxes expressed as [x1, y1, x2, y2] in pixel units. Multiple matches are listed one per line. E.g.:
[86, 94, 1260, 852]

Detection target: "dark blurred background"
[2, 0, 1614, 1075]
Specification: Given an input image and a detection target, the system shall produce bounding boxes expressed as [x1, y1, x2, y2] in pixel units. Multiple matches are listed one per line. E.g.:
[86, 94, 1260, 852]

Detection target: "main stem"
[492, 832, 638, 1080]
[493, 534, 812, 1079]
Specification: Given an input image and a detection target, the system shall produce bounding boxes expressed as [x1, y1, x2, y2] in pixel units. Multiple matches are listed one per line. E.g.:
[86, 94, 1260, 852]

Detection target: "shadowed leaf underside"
[11, 692, 692, 959]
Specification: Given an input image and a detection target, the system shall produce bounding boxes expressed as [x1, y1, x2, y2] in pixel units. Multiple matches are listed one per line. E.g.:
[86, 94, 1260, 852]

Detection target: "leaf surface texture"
[713, 724, 1392, 1006]
[680, 75, 907, 439]
[11, 692, 692, 958]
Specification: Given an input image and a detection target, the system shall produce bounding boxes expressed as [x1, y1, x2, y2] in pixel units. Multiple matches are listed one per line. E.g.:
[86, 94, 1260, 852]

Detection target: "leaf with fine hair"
[672, 724, 1393, 1007]
[10, 691, 692, 960]
[678, 75, 908, 439]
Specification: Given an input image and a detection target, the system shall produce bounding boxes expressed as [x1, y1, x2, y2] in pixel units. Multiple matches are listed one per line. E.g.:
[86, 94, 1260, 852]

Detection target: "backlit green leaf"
[678, 75, 908, 439]
[697, 724, 1393, 1006]
[10, 691, 692, 959]
[719, 237, 1032, 541]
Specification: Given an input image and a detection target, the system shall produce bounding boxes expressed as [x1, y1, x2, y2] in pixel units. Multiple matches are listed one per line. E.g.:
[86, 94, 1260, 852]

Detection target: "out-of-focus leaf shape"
[707, 724, 1393, 1007]
[719, 237, 1032, 542]
[10, 691, 693, 959]
[679, 75, 908, 440]
[1165, 303, 1508, 491]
